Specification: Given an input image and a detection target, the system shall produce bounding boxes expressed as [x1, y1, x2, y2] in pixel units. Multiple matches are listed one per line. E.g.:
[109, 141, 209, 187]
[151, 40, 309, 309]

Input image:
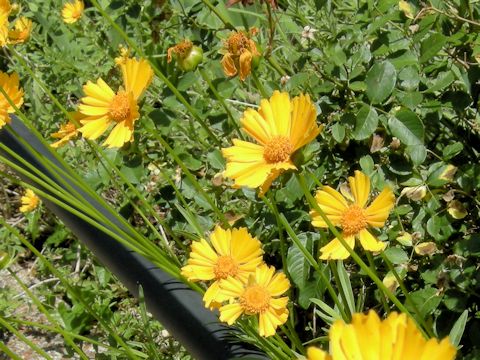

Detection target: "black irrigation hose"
[0, 117, 268, 360]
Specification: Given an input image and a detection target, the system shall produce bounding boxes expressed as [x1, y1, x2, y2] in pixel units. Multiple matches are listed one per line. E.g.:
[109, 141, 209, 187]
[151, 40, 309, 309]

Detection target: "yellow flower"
[50, 112, 84, 148]
[61, 0, 84, 24]
[221, 30, 260, 81]
[114, 45, 130, 66]
[0, 71, 24, 129]
[310, 170, 394, 260]
[20, 189, 40, 213]
[307, 311, 456, 360]
[217, 264, 290, 337]
[77, 57, 154, 148]
[181, 226, 263, 308]
[222, 91, 322, 194]
[8, 17, 32, 44]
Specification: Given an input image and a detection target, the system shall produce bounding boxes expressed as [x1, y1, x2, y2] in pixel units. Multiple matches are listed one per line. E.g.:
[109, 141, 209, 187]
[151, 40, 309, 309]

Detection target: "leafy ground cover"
[1, 0, 480, 359]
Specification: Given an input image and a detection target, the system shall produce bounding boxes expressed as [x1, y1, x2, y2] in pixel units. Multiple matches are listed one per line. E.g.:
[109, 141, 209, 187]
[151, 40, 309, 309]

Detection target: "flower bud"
[178, 45, 203, 72]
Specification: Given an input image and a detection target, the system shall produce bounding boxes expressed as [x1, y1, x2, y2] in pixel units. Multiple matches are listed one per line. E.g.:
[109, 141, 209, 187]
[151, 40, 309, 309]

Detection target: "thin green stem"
[365, 252, 390, 315]
[329, 262, 352, 320]
[198, 67, 244, 140]
[261, 194, 288, 277]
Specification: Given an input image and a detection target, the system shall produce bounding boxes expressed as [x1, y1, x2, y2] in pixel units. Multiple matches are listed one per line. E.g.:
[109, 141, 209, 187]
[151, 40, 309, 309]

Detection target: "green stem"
[261, 194, 288, 277]
[198, 67, 244, 140]
[329, 261, 352, 320]
[365, 252, 390, 315]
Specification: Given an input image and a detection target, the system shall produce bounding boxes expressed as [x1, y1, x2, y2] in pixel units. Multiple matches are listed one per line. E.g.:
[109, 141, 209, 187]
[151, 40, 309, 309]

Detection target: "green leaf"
[408, 287, 443, 317]
[331, 123, 345, 143]
[423, 71, 455, 93]
[287, 232, 319, 290]
[420, 33, 447, 63]
[388, 109, 424, 145]
[353, 105, 378, 140]
[337, 261, 355, 315]
[384, 247, 409, 264]
[406, 144, 427, 165]
[449, 310, 468, 347]
[442, 142, 463, 160]
[365, 61, 397, 104]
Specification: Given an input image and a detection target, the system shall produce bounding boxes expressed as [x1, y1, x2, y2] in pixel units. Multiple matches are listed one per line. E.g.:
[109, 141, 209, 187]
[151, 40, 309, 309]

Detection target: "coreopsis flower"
[8, 17, 32, 44]
[167, 39, 203, 72]
[50, 112, 83, 148]
[61, 0, 84, 24]
[181, 226, 263, 308]
[310, 171, 394, 260]
[217, 264, 290, 337]
[77, 57, 154, 148]
[0, 71, 24, 129]
[19, 189, 40, 213]
[222, 91, 322, 194]
[221, 30, 260, 81]
[306, 311, 456, 360]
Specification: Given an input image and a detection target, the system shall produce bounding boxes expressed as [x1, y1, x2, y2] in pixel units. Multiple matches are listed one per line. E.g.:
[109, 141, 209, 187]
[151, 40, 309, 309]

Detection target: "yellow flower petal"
[103, 120, 133, 148]
[349, 170, 371, 208]
[121, 57, 154, 100]
[307, 347, 332, 360]
[78, 116, 110, 140]
[365, 187, 395, 227]
[219, 302, 243, 325]
[319, 235, 355, 260]
[358, 229, 386, 252]
[290, 93, 321, 150]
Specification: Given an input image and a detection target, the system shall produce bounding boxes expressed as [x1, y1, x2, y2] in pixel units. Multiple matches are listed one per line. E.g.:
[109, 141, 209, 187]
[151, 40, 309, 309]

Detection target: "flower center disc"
[214, 255, 238, 279]
[263, 136, 293, 163]
[240, 285, 270, 314]
[341, 205, 367, 237]
[110, 91, 131, 122]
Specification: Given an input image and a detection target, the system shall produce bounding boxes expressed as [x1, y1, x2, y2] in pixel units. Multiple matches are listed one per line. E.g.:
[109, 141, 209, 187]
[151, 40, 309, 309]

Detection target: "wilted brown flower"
[220, 30, 260, 81]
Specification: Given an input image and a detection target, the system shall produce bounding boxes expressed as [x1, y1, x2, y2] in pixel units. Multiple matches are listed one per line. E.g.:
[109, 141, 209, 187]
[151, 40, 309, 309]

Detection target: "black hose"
[0, 116, 269, 360]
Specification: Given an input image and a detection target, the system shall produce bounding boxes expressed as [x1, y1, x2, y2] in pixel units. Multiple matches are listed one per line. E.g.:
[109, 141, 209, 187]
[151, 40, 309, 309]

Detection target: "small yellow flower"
[217, 264, 290, 337]
[221, 30, 260, 81]
[77, 57, 154, 148]
[181, 226, 263, 308]
[61, 0, 84, 24]
[0, 70, 24, 129]
[114, 45, 130, 66]
[20, 189, 40, 213]
[8, 17, 32, 44]
[310, 171, 395, 260]
[50, 112, 84, 148]
[307, 311, 456, 360]
[222, 91, 322, 194]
